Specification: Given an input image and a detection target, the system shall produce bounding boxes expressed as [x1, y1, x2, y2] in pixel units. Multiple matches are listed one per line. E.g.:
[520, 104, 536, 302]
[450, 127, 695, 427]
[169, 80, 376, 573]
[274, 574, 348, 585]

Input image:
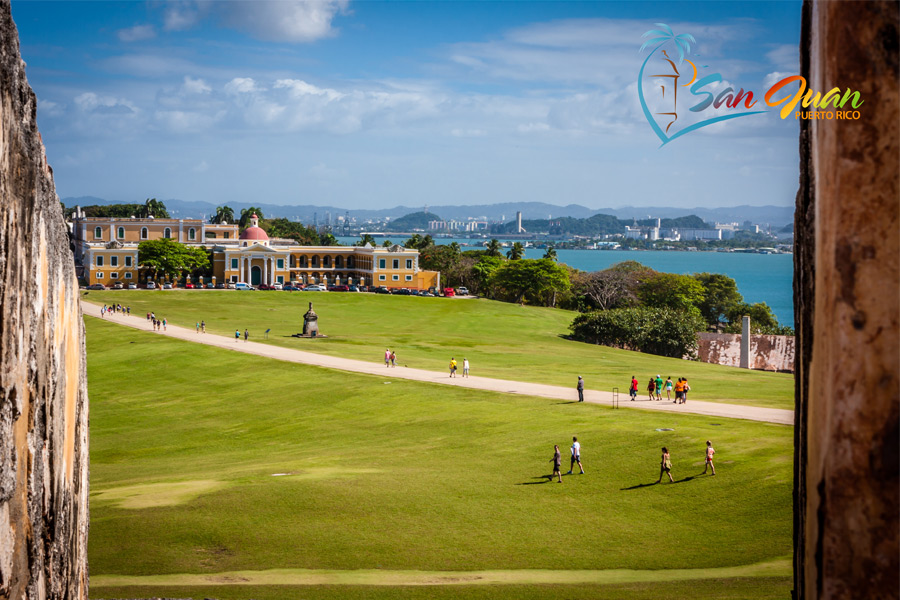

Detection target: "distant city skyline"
[14, 1, 801, 210]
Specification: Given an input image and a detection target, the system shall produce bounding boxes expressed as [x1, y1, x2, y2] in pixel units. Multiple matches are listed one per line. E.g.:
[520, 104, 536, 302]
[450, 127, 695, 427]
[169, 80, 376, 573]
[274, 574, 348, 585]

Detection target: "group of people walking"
[100, 303, 129, 318]
[657, 441, 717, 483]
[629, 375, 691, 403]
[145, 311, 166, 331]
[384, 349, 397, 367]
[449, 357, 469, 377]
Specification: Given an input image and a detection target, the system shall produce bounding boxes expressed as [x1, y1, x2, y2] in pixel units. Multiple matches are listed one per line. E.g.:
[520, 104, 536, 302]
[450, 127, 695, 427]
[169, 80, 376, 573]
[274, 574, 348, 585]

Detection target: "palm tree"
[239, 207, 264, 229]
[211, 206, 234, 224]
[543, 246, 558, 261]
[139, 198, 169, 218]
[486, 239, 502, 257]
[382, 240, 393, 248]
[640, 23, 695, 62]
[404, 234, 423, 249]
[355, 234, 377, 247]
[448, 242, 461, 255]
[507, 242, 525, 260]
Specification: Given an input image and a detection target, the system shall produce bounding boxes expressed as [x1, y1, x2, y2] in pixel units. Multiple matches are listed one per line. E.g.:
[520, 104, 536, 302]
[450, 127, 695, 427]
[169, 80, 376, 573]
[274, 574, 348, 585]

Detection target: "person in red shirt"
[630, 376, 638, 401]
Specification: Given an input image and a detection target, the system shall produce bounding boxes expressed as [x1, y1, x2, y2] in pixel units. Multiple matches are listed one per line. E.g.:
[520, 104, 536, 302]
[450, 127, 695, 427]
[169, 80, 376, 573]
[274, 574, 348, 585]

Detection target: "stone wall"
[0, 0, 90, 598]
[698, 333, 795, 372]
[794, 1, 899, 598]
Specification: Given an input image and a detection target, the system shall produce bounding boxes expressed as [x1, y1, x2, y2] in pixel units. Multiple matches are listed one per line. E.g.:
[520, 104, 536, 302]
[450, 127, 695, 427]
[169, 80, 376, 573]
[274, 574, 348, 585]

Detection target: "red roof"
[239, 226, 269, 241]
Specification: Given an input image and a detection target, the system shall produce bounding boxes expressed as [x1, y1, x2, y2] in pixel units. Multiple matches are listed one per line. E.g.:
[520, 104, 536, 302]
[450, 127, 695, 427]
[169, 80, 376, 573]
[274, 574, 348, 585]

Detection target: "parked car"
[127, 283, 137, 289]
[348, 285, 360, 292]
[163, 283, 173, 289]
[272, 282, 283, 290]
[234, 282, 254, 290]
[282, 284, 299, 291]
[258, 283, 270, 290]
[442, 287, 456, 297]
[227, 282, 236, 289]
[87, 283, 106, 290]
[418, 290, 434, 296]
[184, 283, 195, 289]
[205, 283, 215, 289]
[392, 288, 412, 296]
[304, 284, 326, 291]
[374, 286, 391, 294]
[145, 282, 157, 289]
[112, 282, 124, 289]
[328, 285, 350, 292]
[456, 286, 469, 296]
[216, 283, 227, 289]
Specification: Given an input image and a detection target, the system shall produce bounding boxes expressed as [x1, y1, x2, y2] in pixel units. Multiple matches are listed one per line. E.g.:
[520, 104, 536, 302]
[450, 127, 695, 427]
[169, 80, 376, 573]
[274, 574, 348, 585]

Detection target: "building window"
[231, 275, 238, 282]
[117, 226, 125, 239]
[111, 256, 118, 267]
[312, 256, 319, 268]
[392, 274, 400, 281]
[96, 256, 104, 267]
[405, 275, 413, 281]
[110, 272, 118, 279]
[164, 228, 172, 239]
[323, 256, 331, 268]
[125, 272, 132, 279]
[141, 227, 148, 239]
[96, 272, 104, 279]
[379, 258, 386, 269]
[277, 275, 284, 284]
[188, 228, 196, 241]
[206, 232, 216, 239]
[276, 258, 284, 269]
[300, 256, 308, 267]
[224, 232, 230, 239]
[379, 274, 386, 281]
[231, 258, 238, 269]
[347, 256, 355, 268]
[406, 259, 413, 269]
[125, 256, 132, 267]
[393, 259, 399, 269]
[94, 227, 102, 239]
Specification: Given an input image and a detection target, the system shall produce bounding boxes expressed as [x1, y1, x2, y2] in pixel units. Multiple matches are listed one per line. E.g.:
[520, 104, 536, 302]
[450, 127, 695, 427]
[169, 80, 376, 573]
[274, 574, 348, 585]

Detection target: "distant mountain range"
[61, 196, 795, 227]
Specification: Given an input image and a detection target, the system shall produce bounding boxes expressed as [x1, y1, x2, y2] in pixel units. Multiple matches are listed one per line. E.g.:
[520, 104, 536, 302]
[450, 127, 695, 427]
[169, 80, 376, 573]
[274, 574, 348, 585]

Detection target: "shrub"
[570, 306, 705, 359]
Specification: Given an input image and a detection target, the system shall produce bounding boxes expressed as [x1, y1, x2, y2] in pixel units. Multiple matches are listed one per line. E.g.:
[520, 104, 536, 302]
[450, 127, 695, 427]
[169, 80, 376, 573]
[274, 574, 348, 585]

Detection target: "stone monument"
[302, 302, 319, 336]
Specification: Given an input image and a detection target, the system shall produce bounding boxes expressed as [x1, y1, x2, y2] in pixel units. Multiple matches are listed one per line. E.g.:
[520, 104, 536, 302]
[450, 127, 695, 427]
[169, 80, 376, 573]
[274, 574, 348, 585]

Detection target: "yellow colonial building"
[71, 212, 439, 290]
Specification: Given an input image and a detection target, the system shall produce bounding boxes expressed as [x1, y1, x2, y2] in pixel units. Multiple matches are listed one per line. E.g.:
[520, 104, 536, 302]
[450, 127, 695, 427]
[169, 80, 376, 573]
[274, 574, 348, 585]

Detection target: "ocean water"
[336, 237, 794, 327]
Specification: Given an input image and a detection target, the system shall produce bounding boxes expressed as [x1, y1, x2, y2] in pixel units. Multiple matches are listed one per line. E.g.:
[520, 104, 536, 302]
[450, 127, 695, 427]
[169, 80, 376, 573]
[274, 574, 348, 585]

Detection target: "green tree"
[485, 239, 502, 257]
[489, 259, 570, 306]
[724, 302, 792, 335]
[543, 246, 558, 261]
[471, 256, 503, 296]
[693, 272, 744, 329]
[211, 206, 235, 224]
[571, 306, 705, 359]
[355, 234, 377, 247]
[506, 242, 525, 260]
[638, 272, 705, 314]
[382, 239, 393, 247]
[319, 233, 339, 246]
[138, 239, 203, 282]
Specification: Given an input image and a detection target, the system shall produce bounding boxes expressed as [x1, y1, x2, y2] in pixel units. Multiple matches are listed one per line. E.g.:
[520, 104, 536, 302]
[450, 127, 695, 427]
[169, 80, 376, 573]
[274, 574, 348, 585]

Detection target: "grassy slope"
[82, 290, 793, 409]
[86, 318, 792, 600]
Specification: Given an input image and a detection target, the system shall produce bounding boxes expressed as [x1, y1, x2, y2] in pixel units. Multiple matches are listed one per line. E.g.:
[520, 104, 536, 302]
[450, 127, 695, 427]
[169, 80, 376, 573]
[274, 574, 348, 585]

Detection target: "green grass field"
[86, 317, 793, 599]
[82, 290, 793, 409]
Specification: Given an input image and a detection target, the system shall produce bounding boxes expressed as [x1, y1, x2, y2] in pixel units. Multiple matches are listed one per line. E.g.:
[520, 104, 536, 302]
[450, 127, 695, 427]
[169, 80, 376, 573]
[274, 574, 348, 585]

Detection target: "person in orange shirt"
[674, 378, 685, 403]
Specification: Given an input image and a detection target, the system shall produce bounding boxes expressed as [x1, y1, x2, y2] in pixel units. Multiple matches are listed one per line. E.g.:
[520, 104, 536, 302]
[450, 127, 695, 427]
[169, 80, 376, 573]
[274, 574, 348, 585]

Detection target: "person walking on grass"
[550, 445, 563, 483]
[201, 320, 205, 333]
[665, 376, 673, 401]
[463, 358, 470, 377]
[647, 377, 656, 401]
[244, 329, 249, 342]
[196, 322, 200, 333]
[682, 378, 690, 404]
[577, 376, 585, 402]
[630, 375, 638, 401]
[390, 350, 396, 367]
[655, 375, 664, 401]
[235, 329, 240, 343]
[384, 349, 391, 368]
[162, 318, 167, 331]
[674, 378, 684, 403]
[658, 447, 674, 483]
[449, 357, 458, 377]
[704, 440, 716, 475]
[568, 436, 584, 475]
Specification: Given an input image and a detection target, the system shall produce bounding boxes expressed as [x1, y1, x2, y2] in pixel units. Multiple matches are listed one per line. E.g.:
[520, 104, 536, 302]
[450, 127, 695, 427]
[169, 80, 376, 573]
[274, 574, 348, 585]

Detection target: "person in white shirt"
[463, 358, 470, 377]
[568, 436, 584, 475]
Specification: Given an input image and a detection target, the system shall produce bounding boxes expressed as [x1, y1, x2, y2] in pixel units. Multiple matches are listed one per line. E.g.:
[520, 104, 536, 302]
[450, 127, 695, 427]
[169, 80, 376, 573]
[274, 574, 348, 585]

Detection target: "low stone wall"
[698, 332, 795, 372]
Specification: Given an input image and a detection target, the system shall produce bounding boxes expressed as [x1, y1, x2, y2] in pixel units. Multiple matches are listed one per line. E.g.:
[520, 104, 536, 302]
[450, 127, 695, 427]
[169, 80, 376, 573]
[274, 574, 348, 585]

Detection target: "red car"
[184, 283, 195, 289]
[442, 287, 455, 297]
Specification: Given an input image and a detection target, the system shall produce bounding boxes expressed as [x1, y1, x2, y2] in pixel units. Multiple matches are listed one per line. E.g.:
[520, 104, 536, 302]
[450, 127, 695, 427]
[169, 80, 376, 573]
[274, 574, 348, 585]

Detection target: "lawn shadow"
[620, 481, 658, 490]
[517, 475, 556, 485]
[553, 401, 579, 405]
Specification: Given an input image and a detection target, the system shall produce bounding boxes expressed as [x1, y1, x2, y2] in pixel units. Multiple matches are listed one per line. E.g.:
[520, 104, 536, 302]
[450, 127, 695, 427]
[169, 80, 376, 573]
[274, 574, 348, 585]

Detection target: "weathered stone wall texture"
[698, 333, 795, 372]
[796, 1, 899, 598]
[0, 0, 90, 598]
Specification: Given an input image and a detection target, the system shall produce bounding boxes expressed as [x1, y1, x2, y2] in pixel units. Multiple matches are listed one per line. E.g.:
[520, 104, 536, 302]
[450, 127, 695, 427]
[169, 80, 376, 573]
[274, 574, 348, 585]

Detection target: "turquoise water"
[336, 237, 794, 327]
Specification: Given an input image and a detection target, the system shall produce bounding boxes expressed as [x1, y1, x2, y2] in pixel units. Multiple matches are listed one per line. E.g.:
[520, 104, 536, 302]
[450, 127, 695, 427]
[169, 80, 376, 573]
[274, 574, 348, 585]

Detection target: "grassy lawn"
[86, 318, 792, 599]
[82, 290, 793, 409]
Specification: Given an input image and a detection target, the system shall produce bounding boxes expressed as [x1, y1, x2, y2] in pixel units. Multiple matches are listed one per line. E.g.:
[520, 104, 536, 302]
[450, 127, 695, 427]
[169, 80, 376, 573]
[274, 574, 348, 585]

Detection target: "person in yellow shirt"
[449, 358, 458, 377]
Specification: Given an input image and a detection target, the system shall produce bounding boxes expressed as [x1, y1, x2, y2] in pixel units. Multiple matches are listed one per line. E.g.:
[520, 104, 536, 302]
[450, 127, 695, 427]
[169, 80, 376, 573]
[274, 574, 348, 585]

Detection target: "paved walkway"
[83, 303, 794, 426]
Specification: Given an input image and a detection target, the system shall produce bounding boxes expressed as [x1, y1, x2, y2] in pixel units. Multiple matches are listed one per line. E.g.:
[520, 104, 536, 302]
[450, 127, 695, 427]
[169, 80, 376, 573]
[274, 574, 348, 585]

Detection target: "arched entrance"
[250, 265, 261, 285]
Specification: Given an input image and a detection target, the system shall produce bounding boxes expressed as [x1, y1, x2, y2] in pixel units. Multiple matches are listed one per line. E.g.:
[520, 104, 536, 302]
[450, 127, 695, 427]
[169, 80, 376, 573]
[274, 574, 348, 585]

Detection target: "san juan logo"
[637, 23, 864, 147]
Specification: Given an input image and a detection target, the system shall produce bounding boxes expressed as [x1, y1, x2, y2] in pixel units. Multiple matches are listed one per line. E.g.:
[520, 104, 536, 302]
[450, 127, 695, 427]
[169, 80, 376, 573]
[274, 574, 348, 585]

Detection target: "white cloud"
[117, 24, 156, 42]
[766, 44, 798, 72]
[220, 0, 349, 43]
[154, 109, 224, 132]
[163, 1, 208, 32]
[224, 77, 261, 95]
[183, 76, 211, 95]
[38, 99, 64, 118]
[763, 71, 796, 90]
[74, 92, 138, 115]
[450, 128, 486, 137]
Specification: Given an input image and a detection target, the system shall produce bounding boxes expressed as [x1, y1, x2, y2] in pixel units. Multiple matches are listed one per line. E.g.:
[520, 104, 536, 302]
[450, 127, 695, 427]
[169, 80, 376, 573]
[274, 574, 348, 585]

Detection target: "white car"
[272, 282, 283, 290]
[127, 283, 137, 289]
[457, 287, 469, 296]
[304, 284, 326, 291]
[234, 282, 254, 290]
[145, 281, 157, 289]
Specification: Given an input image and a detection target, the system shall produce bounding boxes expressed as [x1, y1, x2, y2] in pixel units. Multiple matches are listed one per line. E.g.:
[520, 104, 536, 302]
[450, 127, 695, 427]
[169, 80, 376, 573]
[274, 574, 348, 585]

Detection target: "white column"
[262, 256, 267, 285]
[239, 255, 244, 282]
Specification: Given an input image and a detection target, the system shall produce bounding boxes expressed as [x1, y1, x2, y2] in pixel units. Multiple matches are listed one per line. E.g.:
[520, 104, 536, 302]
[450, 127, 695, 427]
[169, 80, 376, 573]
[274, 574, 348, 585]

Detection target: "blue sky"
[12, 0, 802, 210]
